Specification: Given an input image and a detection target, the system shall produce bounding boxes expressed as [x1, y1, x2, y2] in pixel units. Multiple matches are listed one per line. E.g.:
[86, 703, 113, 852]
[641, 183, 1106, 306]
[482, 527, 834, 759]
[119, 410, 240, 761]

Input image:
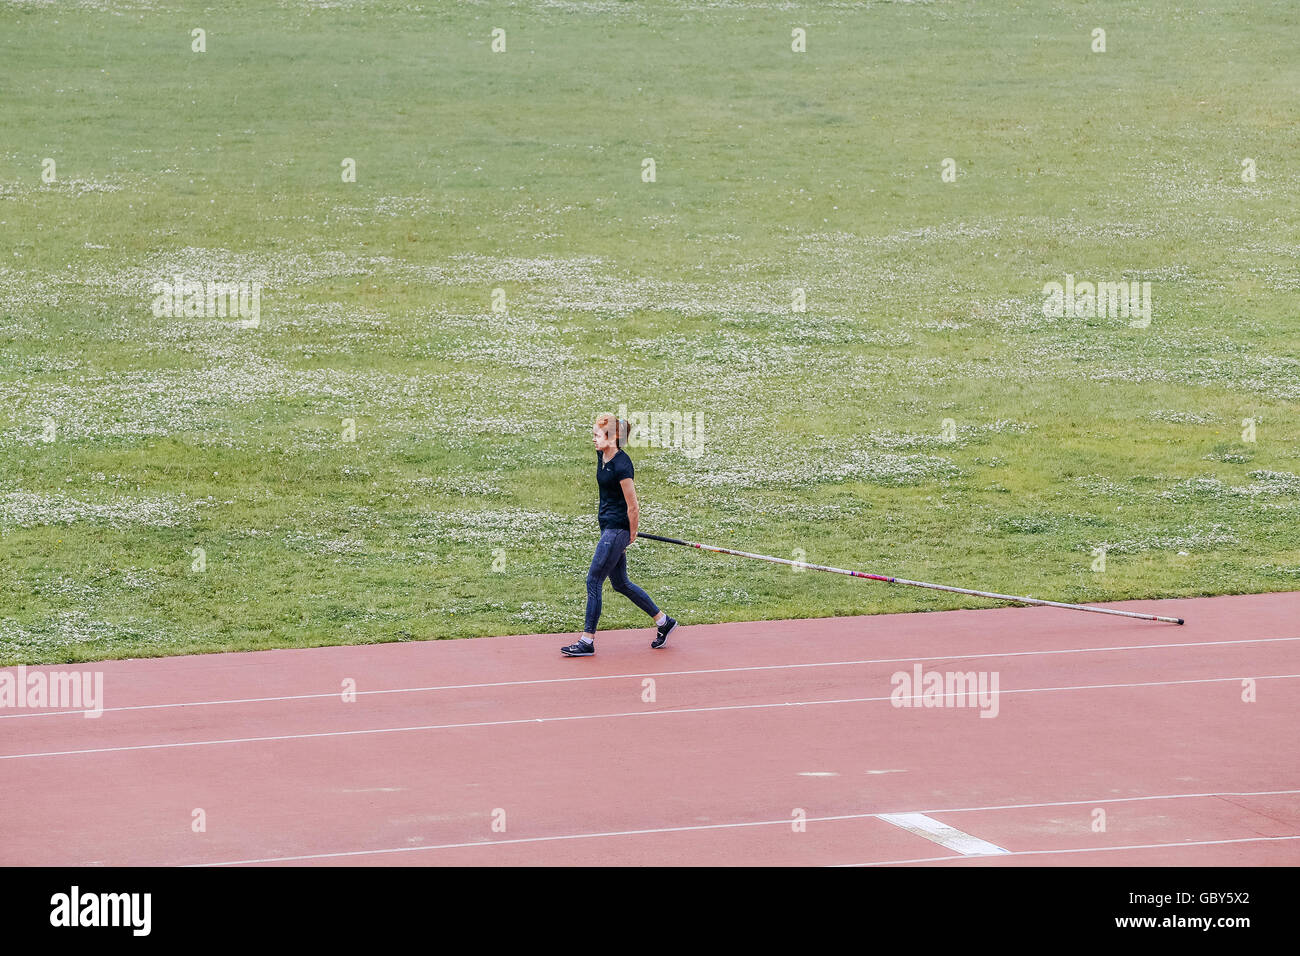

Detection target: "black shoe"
[561, 639, 594, 657]
[651, 616, 677, 649]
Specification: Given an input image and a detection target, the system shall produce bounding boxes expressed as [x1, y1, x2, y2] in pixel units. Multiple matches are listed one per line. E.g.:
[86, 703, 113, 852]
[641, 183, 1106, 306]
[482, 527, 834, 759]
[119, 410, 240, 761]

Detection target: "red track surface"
[2, 592, 1297, 866]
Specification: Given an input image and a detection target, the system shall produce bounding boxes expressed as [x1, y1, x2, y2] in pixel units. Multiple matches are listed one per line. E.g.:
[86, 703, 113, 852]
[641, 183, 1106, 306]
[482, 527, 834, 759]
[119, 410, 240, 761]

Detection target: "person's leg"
[582, 530, 624, 637]
[566, 532, 623, 656]
[608, 542, 661, 620]
[610, 539, 678, 648]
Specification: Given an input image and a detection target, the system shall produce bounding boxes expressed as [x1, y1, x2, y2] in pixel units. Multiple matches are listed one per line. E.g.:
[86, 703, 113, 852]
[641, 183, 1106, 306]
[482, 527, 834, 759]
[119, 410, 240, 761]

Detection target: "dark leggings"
[585, 528, 660, 634]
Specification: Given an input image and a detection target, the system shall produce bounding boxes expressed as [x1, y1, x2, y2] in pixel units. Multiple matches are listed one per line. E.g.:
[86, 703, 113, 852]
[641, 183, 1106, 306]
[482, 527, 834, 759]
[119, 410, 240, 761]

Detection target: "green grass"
[2, 0, 1298, 664]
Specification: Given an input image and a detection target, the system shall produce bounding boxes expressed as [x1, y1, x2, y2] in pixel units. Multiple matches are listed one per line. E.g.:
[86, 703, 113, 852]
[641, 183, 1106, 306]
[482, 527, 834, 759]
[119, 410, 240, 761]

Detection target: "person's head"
[593, 412, 628, 453]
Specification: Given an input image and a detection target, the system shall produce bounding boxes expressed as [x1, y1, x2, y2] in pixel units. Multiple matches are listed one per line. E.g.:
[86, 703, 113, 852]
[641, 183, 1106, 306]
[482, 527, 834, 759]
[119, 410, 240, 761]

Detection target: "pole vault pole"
[638, 533, 1184, 625]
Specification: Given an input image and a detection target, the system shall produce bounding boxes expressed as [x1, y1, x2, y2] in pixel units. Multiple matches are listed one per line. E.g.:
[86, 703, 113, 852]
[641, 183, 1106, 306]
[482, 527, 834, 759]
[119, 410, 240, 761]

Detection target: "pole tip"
[1176, 618, 1185, 625]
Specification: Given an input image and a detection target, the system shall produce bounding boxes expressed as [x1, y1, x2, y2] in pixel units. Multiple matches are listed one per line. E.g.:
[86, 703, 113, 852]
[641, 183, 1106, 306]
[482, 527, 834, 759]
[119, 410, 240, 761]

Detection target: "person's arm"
[621, 477, 638, 543]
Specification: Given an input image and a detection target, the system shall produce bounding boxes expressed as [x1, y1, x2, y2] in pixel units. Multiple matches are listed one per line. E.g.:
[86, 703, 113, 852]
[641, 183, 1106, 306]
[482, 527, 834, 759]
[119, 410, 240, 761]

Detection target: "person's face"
[593, 421, 614, 451]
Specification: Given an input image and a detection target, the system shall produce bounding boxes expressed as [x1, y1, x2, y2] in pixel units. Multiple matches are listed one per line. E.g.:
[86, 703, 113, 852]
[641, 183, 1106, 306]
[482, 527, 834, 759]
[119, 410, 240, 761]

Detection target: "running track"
[2, 591, 1296, 866]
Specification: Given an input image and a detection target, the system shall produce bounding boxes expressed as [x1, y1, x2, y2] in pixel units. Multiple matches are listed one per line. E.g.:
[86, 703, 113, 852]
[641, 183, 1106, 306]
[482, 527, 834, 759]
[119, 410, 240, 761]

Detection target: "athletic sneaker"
[651, 616, 677, 649]
[561, 639, 594, 657]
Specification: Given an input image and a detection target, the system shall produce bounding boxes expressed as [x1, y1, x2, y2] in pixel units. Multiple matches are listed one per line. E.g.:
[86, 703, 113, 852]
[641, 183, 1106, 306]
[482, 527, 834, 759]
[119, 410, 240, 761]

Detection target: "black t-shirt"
[596, 449, 634, 530]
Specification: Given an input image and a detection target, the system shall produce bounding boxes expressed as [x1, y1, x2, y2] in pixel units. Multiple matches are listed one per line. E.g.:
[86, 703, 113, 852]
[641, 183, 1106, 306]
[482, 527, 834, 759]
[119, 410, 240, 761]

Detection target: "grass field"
[1, 0, 1298, 665]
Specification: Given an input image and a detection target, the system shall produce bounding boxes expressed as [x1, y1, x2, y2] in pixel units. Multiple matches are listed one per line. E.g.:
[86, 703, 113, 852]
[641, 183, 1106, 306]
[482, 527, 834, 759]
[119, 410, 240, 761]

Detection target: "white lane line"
[185, 789, 1300, 867]
[3, 636, 1295, 720]
[914, 788, 1299, 814]
[3, 672, 1298, 761]
[917, 788, 1300, 815]
[877, 812, 1010, 855]
[838, 834, 1300, 866]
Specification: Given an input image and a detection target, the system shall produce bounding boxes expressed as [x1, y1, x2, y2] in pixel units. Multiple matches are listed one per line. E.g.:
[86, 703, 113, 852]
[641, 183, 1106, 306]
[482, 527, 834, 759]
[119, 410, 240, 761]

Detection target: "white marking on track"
[1, 636, 1294, 720]
[183, 789, 1300, 867]
[838, 834, 1300, 866]
[878, 812, 1010, 855]
[799, 772, 839, 777]
[3, 672, 1297, 761]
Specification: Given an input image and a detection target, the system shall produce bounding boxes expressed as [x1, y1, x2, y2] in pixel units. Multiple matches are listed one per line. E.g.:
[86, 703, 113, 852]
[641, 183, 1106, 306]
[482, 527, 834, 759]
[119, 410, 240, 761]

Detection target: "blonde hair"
[594, 411, 628, 449]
